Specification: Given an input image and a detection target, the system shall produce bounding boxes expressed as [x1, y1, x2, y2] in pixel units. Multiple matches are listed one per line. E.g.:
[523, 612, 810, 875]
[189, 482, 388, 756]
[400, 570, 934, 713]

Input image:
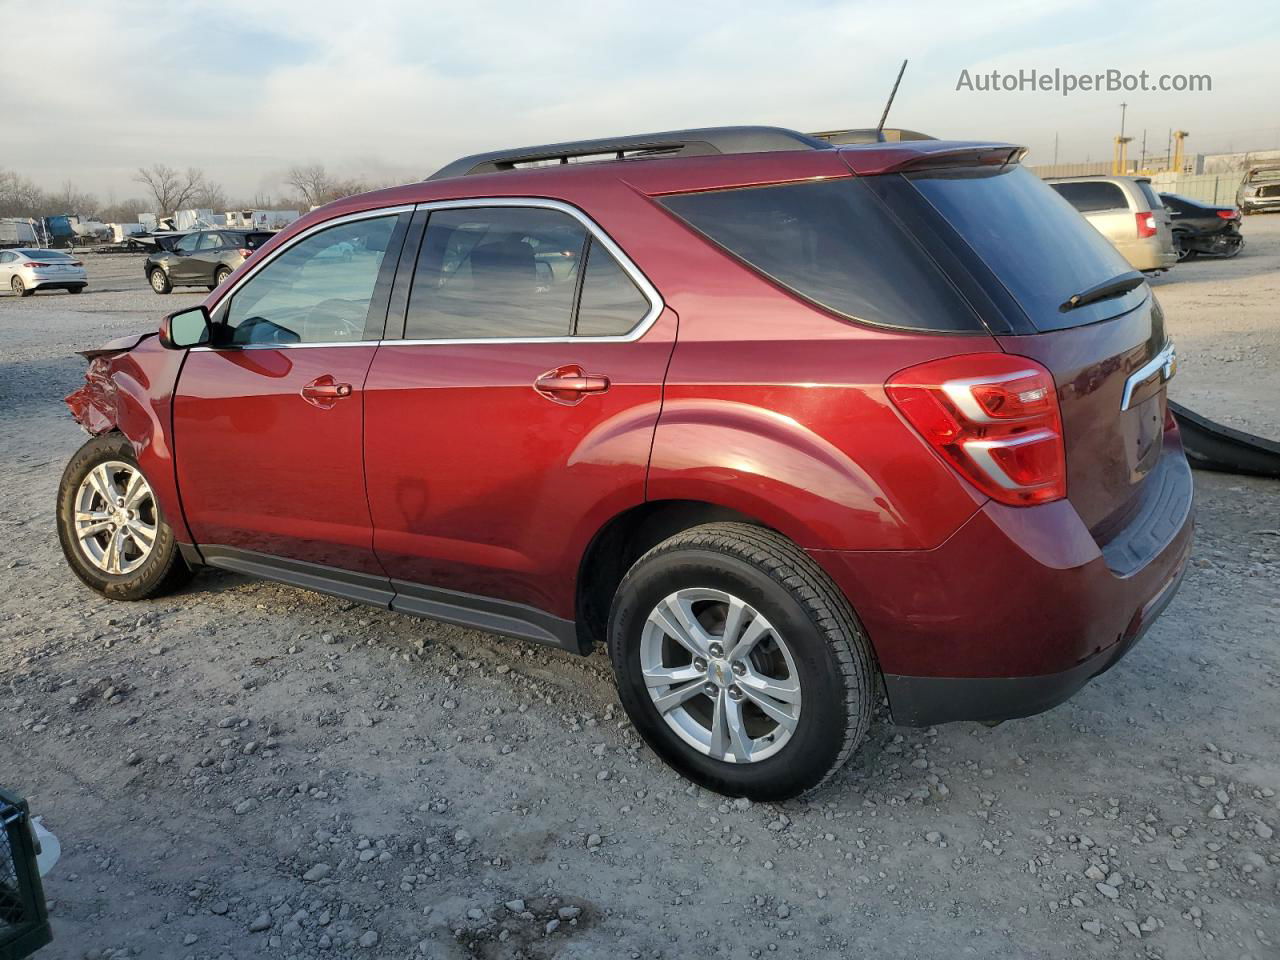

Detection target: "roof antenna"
[876, 59, 909, 142]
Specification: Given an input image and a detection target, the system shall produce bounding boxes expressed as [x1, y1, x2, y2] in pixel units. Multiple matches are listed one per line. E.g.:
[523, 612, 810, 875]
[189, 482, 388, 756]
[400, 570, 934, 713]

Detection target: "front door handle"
[301, 375, 353, 408]
[533, 365, 611, 405]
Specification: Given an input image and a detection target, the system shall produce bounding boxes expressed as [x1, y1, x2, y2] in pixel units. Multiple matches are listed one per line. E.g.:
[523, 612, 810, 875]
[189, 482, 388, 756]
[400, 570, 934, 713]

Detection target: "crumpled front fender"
[65, 356, 120, 435]
[63, 333, 193, 544]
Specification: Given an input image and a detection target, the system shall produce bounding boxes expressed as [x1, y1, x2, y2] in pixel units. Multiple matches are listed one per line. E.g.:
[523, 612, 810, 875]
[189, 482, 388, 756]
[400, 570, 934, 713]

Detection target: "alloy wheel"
[11, 276, 23, 295]
[73, 461, 158, 575]
[151, 270, 166, 292]
[640, 587, 801, 763]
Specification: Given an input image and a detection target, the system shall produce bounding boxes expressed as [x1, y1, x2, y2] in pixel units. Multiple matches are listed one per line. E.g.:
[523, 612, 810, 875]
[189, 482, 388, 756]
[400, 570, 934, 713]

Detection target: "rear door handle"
[533, 365, 610, 405]
[301, 375, 353, 408]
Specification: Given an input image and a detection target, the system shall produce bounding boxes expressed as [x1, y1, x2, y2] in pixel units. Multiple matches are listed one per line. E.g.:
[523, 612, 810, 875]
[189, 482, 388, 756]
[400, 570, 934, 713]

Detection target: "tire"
[149, 268, 172, 294]
[1174, 236, 1197, 262]
[213, 266, 232, 287]
[12, 275, 31, 297]
[608, 522, 874, 800]
[69, 285, 84, 294]
[56, 434, 193, 601]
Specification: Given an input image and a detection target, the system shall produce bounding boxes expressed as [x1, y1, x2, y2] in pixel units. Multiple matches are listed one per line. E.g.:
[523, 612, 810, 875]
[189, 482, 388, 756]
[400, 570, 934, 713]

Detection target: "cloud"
[3, 0, 1277, 201]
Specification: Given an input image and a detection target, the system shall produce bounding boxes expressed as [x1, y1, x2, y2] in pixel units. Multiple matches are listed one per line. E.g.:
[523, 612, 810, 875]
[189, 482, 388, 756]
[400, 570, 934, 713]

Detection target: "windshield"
[905, 165, 1142, 331]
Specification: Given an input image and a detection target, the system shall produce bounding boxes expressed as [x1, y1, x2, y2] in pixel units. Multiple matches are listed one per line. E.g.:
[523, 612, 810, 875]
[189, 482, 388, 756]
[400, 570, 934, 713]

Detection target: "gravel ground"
[1, 223, 1278, 960]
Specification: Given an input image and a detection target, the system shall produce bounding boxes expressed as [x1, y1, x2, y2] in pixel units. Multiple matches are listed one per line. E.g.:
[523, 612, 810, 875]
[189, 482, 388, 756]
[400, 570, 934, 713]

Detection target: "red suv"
[58, 127, 1193, 800]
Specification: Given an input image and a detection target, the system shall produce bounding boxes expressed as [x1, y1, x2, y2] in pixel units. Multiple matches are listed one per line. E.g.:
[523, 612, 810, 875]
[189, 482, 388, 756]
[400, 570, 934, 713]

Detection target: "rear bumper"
[810, 434, 1194, 726]
[881, 560, 1185, 724]
[30, 277, 87, 290]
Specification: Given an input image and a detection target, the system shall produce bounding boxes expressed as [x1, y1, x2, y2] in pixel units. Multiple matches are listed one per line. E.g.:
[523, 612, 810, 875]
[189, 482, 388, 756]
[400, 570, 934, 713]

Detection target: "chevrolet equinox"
[58, 126, 1194, 799]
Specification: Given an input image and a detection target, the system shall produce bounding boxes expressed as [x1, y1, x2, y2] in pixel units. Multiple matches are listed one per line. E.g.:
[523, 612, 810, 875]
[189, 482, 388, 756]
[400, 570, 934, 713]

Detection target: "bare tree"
[191, 179, 228, 212]
[133, 164, 206, 215]
[0, 170, 46, 218]
[285, 164, 334, 208]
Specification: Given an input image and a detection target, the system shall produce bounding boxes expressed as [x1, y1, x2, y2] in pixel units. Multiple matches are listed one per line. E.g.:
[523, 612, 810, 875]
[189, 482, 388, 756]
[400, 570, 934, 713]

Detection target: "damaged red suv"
[59, 127, 1193, 799]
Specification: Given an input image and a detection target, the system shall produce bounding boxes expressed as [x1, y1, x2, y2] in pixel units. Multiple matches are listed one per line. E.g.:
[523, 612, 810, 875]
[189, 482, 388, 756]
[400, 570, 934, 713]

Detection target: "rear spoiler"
[839, 141, 1026, 177]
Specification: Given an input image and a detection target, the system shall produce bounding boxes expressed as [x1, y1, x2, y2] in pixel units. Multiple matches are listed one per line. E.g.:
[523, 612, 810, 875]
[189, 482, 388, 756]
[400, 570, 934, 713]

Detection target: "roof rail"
[809, 128, 936, 145]
[427, 125, 833, 180]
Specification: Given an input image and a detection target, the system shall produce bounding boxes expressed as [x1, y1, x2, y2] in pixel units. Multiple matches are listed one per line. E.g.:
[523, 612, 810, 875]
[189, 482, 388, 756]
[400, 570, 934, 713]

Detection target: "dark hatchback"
[144, 229, 272, 294]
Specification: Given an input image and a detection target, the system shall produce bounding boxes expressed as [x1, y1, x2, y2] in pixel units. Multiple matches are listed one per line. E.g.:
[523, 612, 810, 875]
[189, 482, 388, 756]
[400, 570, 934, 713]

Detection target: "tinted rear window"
[658, 178, 983, 332]
[908, 166, 1139, 331]
[1049, 180, 1129, 212]
[17, 249, 70, 260]
[1134, 180, 1165, 211]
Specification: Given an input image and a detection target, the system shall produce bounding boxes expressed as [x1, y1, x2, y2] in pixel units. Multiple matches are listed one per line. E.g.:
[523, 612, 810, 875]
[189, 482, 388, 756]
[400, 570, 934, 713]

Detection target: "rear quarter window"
[658, 178, 983, 333]
[1049, 180, 1130, 212]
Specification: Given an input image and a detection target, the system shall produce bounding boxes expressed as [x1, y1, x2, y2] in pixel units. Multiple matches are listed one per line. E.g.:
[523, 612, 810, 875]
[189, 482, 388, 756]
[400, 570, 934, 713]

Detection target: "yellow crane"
[1171, 130, 1189, 173]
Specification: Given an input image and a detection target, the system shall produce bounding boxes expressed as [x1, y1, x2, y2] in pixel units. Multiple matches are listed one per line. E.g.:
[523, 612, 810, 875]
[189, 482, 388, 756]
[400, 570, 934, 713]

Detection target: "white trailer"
[224, 209, 300, 230]
[0, 218, 39, 247]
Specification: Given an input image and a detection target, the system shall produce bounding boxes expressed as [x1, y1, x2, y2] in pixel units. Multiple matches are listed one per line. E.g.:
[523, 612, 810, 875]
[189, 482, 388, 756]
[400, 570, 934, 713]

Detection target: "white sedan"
[0, 248, 88, 296]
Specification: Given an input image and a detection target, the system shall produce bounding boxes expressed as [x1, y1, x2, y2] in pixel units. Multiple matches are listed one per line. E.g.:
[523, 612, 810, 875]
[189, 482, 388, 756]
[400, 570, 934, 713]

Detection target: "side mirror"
[158, 305, 211, 349]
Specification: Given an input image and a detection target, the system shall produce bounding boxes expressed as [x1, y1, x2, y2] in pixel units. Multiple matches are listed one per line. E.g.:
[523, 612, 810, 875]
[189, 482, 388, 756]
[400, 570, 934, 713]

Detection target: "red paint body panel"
[172, 347, 383, 573]
[364, 309, 677, 618]
[813, 429, 1193, 679]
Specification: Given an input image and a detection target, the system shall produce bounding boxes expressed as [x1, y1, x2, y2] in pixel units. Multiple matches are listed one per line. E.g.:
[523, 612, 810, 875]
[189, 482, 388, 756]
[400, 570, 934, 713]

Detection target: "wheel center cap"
[708, 660, 728, 686]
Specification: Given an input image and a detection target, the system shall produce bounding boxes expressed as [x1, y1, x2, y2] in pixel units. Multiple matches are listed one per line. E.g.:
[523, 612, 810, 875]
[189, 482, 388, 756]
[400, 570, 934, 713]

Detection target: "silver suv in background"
[1046, 175, 1176, 273]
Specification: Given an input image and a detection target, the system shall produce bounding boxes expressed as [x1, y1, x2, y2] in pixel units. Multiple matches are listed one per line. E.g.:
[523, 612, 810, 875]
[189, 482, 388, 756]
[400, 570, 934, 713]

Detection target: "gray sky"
[6, 0, 1278, 203]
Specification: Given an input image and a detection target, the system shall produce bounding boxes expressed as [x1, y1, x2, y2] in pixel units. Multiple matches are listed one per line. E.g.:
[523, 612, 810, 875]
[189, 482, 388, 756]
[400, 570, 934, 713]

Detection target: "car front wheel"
[608, 522, 874, 800]
[56, 434, 192, 600]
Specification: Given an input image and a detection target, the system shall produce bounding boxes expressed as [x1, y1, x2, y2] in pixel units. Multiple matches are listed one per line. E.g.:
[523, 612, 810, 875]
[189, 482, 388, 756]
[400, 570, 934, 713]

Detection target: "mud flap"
[1169, 401, 1280, 479]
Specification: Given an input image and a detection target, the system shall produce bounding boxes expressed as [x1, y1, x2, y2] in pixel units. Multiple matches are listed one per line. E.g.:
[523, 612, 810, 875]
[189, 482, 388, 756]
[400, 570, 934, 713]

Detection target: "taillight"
[886, 353, 1066, 506]
[237, 248, 252, 259]
[1215, 209, 1237, 220]
[22, 262, 45, 269]
[1135, 212, 1158, 238]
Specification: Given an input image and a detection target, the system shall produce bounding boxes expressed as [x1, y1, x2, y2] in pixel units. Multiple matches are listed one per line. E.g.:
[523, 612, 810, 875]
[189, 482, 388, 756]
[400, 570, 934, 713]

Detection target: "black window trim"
[389, 197, 663, 345]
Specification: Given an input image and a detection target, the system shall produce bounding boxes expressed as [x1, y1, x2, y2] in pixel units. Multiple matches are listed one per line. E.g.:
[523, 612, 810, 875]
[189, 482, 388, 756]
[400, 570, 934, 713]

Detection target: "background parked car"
[1160, 192, 1245, 260]
[0, 248, 87, 296]
[1236, 163, 1280, 215]
[1046, 175, 1176, 272]
[144, 229, 272, 294]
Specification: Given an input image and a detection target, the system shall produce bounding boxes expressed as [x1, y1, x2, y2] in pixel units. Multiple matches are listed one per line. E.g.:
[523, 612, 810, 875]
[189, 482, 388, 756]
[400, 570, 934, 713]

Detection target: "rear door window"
[575, 238, 651, 336]
[659, 178, 983, 332]
[1048, 180, 1129, 212]
[406, 207, 587, 340]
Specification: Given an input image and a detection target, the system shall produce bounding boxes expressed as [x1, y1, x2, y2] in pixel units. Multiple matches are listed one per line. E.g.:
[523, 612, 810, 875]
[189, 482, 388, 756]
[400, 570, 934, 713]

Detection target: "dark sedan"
[144, 229, 272, 294]
[1161, 193, 1244, 261]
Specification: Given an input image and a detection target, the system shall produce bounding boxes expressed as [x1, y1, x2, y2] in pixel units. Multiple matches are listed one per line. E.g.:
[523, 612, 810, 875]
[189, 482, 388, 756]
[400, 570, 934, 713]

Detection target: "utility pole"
[1120, 102, 1127, 139]
[1166, 129, 1172, 172]
[1053, 132, 1059, 165]
[1140, 129, 1147, 170]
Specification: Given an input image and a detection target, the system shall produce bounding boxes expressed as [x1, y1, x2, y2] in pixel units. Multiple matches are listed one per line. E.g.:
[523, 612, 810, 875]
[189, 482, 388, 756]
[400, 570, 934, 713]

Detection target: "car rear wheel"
[11, 275, 31, 297]
[149, 268, 172, 294]
[56, 434, 193, 600]
[1174, 235, 1196, 262]
[608, 522, 874, 800]
[69, 285, 84, 294]
[213, 266, 233, 287]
